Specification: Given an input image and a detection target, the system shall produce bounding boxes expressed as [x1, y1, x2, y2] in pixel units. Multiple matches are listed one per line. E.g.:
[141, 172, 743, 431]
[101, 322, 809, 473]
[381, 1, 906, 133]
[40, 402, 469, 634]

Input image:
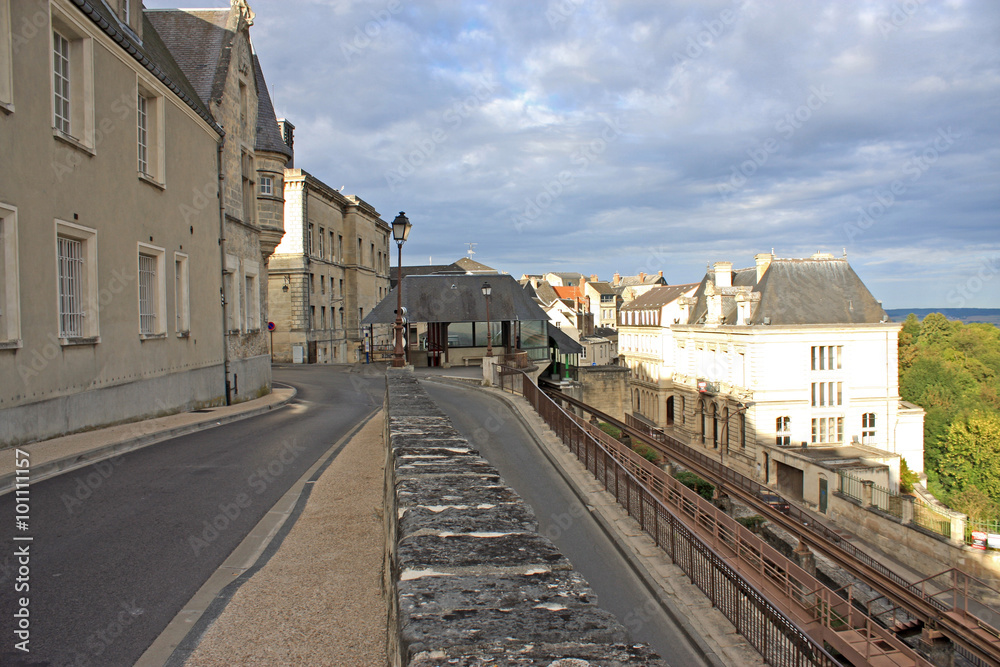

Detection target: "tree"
[951, 486, 1000, 521]
[937, 412, 1000, 499]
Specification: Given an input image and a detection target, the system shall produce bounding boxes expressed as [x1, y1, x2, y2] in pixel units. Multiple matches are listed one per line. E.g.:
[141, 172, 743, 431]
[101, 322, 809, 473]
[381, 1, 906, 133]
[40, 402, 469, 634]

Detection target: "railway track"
[544, 387, 1000, 666]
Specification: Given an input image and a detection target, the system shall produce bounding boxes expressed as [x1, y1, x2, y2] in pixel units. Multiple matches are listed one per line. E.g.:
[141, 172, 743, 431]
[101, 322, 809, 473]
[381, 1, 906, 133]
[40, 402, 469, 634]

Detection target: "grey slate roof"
[253, 55, 292, 159]
[587, 281, 616, 295]
[687, 258, 887, 325]
[453, 257, 498, 272]
[145, 9, 232, 106]
[621, 284, 699, 311]
[530, 280, 559, 306]
[363, 274, 550, 325]
[67, 2, 221, 135]
[550, 325, 584, 354]
[618, 274, 667, 287]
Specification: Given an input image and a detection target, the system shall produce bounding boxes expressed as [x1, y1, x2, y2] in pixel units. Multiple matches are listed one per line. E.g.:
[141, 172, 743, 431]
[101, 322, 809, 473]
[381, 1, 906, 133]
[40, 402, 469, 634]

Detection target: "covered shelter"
[363, 274, 581, 368]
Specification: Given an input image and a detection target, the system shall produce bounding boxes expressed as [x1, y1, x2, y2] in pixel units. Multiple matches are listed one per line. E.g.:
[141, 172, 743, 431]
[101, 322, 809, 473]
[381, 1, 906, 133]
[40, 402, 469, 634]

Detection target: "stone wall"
[383, 369, 665, 666]
[577, 365, 632, 422]
[829, 492, 1000, 587]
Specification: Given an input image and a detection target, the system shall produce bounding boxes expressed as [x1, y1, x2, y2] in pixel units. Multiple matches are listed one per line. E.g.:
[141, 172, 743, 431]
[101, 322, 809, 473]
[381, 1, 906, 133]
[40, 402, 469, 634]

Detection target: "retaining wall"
[383, 369, 666, 666]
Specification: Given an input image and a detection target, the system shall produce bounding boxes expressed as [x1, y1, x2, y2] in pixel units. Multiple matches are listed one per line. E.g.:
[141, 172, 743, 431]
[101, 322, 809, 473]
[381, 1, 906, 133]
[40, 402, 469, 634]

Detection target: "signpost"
[267, 321, 275, 357]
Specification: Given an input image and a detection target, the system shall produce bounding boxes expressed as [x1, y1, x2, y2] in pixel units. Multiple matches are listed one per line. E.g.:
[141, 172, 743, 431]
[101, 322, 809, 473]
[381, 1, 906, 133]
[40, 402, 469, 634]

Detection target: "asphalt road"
[0, 365, 384, 667]
[421, 379, 709, 667]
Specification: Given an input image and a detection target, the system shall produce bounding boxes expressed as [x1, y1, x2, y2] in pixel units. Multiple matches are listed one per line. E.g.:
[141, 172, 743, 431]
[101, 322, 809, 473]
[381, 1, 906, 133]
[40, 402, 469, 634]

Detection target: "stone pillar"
[920, 627, 955, 667]
[793, 541, 817, 577]
[901, 495, 914, 525]
[482, 355, 496, 387]
[950, 513, 966, 545]
[862, 480, 874, 508]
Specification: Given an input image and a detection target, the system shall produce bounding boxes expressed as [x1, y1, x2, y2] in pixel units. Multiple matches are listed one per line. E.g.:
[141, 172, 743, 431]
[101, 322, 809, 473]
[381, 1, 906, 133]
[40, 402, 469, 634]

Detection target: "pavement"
[0, 387, 297, 496]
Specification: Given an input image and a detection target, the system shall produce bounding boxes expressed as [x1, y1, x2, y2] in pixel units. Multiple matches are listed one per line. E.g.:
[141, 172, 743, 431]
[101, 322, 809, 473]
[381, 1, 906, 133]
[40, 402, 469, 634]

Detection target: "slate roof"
[617, 273, 667, 287]
[686, 258, 888, 325]
[145, 9, 232, 106]
[67, 2, 221, 135]
[363, 274, 550, 325]
[587, 281, 616, 295]
[621, 284, 699, 311]
[549, 325, 584, 354]
[253, 55, 292, 159]
[524, 280, 559, 306]
[453, 257, 498, 272]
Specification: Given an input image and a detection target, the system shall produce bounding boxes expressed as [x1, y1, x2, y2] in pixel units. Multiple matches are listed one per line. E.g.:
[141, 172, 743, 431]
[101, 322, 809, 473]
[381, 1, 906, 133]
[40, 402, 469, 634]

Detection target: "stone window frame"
[174, 252, 190, 335]
[50, 7, 96, 153]
[135, 76, 165, 187]
[137, 242, 166, 338]
[54, 219, 99, 343]
[0, 201, 21, 347]
[0, 0, 13, 113]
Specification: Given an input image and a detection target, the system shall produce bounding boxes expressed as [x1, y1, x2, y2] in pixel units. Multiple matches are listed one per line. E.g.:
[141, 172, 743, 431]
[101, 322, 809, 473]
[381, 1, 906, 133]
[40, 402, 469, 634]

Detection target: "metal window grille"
[53, 31, 71, 134]
[137, 93, 148, 174]
[139, 253, 157, 334]
[58, 237, 83, 337]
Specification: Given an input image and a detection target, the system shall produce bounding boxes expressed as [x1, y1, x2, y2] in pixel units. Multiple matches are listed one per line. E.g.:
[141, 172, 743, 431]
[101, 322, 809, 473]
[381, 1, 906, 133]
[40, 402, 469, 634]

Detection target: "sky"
[143, 0, 1000, 309]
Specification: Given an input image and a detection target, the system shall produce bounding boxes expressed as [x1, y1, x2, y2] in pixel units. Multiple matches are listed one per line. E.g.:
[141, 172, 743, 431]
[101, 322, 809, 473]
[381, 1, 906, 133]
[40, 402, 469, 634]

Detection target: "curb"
[423, 377, 727, 667]
[0, 390, 297, 496]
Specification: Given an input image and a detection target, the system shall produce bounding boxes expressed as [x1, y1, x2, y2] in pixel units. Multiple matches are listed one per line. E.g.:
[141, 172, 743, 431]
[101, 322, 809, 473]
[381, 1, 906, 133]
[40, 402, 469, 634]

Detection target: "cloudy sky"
[145, 0, 1000, 309]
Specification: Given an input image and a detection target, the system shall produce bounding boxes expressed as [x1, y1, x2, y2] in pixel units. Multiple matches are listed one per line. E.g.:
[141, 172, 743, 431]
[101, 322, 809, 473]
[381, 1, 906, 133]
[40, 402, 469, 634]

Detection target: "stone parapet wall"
[383, 369, 665, 666]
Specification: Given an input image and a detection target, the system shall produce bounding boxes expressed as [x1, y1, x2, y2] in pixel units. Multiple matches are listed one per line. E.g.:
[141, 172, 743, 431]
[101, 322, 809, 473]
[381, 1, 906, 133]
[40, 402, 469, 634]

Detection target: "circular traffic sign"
[267, 321, 276, 331]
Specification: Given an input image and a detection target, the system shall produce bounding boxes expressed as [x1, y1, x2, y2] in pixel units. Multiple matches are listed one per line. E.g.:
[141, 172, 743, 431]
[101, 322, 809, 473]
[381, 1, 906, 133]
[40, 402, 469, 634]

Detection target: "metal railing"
[837, 471, 864, 504]
[913, 501, 952, 539]
[494, 366, 939, 667]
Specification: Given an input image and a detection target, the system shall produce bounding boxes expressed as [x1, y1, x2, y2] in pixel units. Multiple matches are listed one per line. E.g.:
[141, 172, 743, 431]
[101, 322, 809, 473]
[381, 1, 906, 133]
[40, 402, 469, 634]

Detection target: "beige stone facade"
[268, 170, 390, 364]
[0, 0, 227, 445]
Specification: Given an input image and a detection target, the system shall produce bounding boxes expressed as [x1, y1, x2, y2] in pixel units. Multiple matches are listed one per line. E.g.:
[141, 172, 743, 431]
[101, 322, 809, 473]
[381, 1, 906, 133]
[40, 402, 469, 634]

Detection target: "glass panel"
[474, 321, 501, 347]
[520, 319, 547, 349]
[447, 322, 474, 347]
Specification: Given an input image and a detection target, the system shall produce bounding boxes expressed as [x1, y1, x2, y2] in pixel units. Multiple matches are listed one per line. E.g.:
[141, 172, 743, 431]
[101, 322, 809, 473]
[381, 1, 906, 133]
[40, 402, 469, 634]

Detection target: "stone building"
[149, 0, 292, 400]
[267, 170, 391, 364]
[0, 0, 230, 444]
[618, 284, 700, 426]
[647, 253, 925, 511]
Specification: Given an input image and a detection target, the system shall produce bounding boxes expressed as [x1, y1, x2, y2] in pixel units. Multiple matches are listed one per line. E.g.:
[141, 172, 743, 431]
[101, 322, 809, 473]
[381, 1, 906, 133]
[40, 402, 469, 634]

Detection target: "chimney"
[639, 272, 646, 282]
[613, 272, 621, 286]
[713, 261, 732, 288]
[590, 274, 598, 282]
[277, 118, 295, 167]
[755, 253, 773, 284]
[658, 270, 663, 279]
[705, 282, 722, 326]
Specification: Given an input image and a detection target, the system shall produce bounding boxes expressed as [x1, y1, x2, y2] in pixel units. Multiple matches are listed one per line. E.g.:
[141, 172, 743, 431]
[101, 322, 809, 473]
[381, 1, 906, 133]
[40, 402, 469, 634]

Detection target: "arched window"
[862, 413, 876, 444]
[711, 403, 719, 449]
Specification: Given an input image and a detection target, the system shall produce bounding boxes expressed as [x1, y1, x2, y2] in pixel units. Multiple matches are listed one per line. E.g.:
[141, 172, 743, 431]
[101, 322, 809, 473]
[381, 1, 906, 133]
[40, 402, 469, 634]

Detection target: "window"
[241, 151, 255, 225]
[329, 231, 334, 260]
[224, 255, 239, 332]
[137, 243, 165, 336]
[50, 12, 95, 149]
[320, 306, 326, 330]
[259, 176, 273, 196]
[320, 273, 325, 294]
[811, 345, 843, 371]
[239, 80, 248, 131]
[121, 0, 130, 25]
[319, 228, 325, 258]
[55, 220, 98, 340]
[811, 417, 844, 444]
[0, 0, 13, 110]
[862, 413, 876, 445]
[0, 203, 19, 344]
[310, 305, 315, 329]
[136, 92, 147, 174]
[310, 272, 315, 293]
[776, 416, 791, 446]
[337, 235, 343, 262]
[53, 30, 71, 134]
[307, 224, 314, 256]
[339, 307, 344, 328]
[370, 242, 375, 267]
[811, 382, 843, 407]
[174, 253, 190, 334]
[244, 261, 259, 331]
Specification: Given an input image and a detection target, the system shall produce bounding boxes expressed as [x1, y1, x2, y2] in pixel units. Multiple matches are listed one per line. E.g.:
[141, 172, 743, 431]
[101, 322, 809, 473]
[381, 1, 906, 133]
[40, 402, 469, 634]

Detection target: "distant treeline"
[898, 313, 1000, 519]
[887, 308, 1000, 327]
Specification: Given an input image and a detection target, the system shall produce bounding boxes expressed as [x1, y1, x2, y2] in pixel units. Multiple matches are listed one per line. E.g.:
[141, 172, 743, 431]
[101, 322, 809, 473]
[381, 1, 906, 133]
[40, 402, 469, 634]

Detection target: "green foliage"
[899, 459, 919, 494]
[951, 486, 1000, 521]
[598, 422, 622, 439]
[675, 471, 715, 500]
[632, 443, 660, 463]
[898, 314, 1000, 504]
[735, 515, 766, 531]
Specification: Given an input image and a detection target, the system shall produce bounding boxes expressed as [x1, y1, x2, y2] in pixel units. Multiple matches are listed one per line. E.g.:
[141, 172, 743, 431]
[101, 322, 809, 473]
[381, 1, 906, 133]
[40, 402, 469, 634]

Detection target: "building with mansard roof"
[640, 253, 924, 514]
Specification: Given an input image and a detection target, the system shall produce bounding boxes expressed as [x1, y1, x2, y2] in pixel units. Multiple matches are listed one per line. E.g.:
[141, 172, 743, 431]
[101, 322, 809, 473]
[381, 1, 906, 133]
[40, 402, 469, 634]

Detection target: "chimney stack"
[658, 270, 663, 279]
[613, 272, 621, 286]
[713, 261, 732, 288]
[755, 253, 773, 284]
[639, 272, 646, 282]
[591, 274, 598, 282]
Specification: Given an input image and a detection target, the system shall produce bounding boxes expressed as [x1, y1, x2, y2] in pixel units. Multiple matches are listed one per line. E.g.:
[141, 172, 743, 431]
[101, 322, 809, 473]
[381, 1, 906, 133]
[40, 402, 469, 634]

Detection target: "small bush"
[899, 458, 919, 494]
[632, 443, 660, 463]
[675, 471, 715, 500]
[598, 422, 622, 439]
[735, 515, 766, 531]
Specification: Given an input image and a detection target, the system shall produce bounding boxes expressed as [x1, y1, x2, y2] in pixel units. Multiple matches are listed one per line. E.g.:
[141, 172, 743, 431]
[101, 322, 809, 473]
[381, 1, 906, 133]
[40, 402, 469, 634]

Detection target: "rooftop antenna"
[843, 247, 847, 258]
[466, 242, 477, 258]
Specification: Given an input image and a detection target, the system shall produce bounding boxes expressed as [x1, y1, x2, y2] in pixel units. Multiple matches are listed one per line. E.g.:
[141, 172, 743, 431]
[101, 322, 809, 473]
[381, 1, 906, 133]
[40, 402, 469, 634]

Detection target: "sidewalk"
[0, 388, 296, 495]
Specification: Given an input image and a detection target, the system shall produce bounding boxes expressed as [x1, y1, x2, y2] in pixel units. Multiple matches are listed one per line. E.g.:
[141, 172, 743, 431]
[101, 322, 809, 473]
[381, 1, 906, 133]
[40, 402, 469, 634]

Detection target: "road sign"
[267, 321, 276, 331]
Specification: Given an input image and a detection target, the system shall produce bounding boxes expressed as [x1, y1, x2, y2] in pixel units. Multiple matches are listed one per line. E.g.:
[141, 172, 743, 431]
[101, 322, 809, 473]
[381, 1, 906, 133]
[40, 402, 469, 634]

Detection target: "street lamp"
[481, 281, 493, 358]
[391, 212, 412, 368]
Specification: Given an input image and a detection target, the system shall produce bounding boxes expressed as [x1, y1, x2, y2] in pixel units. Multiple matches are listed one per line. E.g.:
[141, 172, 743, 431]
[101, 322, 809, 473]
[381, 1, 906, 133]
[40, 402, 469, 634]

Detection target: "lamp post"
[481, 281, 493, 358]
[391, 212, 412, 368]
